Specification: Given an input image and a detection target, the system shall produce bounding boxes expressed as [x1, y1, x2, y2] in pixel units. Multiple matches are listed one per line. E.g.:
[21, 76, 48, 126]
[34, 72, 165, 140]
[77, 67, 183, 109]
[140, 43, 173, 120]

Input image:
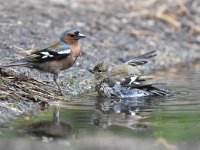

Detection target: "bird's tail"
[124, 81, 173, 96]
[125, 50, 156, 66]
[132, 50, 157, 60]
[0, 61, 31, 68]
[146, 85, 173, 96]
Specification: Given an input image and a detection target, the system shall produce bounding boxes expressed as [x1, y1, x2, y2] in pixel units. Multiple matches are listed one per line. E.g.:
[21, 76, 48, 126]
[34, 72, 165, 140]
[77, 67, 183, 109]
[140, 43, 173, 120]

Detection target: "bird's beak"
[76, 33, 86, 39]
[88, 68, 95, 74]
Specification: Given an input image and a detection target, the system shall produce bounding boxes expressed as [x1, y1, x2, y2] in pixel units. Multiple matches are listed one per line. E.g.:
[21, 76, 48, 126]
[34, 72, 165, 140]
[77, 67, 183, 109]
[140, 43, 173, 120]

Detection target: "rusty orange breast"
[70, 44, 80, 57]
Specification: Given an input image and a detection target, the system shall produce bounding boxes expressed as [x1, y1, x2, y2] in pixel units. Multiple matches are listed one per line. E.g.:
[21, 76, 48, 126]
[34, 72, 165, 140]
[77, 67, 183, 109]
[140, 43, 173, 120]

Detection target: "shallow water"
[0, 68, 200, 149]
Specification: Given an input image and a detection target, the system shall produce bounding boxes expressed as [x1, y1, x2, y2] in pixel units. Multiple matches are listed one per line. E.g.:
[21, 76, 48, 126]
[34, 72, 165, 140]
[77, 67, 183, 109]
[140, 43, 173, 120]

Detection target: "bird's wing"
[104, 64, 141, 86]
[24, 44, 72, 63]
[125, 50, 156, 66]
[120, 75, 154, 87]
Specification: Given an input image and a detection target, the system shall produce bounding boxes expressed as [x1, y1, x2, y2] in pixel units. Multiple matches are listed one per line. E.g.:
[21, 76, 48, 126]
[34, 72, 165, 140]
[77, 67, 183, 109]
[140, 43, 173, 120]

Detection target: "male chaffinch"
[0, 29, 86, 95]
[89, 50, 172, 98]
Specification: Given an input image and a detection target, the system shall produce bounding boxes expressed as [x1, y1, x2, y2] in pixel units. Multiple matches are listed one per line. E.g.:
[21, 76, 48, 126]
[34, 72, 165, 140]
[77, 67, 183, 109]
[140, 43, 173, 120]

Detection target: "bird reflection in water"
[17, 105, 76, 141]
[93, 96, 156, 131]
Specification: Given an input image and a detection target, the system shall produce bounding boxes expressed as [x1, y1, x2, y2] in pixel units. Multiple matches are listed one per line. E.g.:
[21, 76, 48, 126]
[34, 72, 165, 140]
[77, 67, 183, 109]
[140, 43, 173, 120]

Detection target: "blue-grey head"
[60, 29, 86, 43]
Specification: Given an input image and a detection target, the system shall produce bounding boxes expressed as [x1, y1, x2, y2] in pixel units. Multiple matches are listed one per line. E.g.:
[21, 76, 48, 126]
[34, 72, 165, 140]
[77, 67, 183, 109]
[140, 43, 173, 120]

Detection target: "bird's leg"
[52, 105, 60, 125]
[53, 73, 63, 95]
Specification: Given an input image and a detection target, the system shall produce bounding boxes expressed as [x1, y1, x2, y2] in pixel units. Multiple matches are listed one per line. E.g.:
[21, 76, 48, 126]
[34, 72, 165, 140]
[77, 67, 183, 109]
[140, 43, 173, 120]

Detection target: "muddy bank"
[0, 0, 200, 122]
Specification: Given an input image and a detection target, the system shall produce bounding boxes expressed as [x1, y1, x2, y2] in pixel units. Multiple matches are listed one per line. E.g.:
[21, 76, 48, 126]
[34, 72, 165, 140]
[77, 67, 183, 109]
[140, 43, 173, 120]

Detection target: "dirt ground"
[0, 0, 200, 122]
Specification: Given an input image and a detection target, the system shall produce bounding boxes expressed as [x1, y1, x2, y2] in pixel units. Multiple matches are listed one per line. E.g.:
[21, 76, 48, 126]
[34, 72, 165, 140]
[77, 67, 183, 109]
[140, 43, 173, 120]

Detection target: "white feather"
[58, 49, 71, 55]
[41, 52, 54, 58]
[42, 55, 48, 59]
[130, 76, 137, 84]
[41, 52, 49, 55]
[133, 81, 140, 85]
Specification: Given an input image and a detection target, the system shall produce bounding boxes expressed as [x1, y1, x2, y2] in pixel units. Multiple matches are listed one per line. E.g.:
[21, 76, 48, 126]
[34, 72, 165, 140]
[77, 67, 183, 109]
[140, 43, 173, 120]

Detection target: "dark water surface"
[0, 68, 200, 150]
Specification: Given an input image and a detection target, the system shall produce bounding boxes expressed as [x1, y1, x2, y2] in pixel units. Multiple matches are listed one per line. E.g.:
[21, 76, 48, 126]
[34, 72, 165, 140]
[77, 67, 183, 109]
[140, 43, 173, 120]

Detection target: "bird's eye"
[70, 34, 75, 38]
[98, 69, 102, 72]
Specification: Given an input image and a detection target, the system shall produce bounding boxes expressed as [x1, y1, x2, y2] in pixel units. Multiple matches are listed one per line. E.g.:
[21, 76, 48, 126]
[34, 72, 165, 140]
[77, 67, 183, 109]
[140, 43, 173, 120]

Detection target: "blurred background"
[0, 0, 199, 69]
[0, 0, 200, 150]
